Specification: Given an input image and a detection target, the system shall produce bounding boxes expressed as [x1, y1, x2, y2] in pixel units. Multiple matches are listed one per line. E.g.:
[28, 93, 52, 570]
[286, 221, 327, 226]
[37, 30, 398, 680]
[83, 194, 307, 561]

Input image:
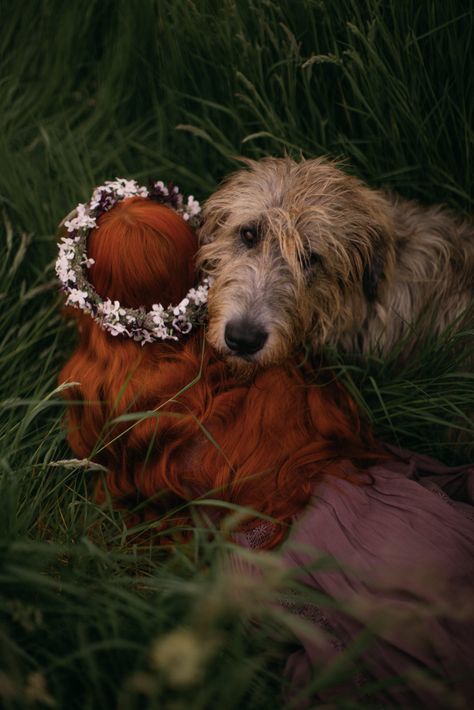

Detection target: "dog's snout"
[224, 320, 268, 356]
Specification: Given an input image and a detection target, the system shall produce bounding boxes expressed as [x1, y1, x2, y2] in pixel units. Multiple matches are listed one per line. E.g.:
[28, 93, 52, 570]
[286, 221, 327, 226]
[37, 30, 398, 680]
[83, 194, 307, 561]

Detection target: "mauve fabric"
[233, 447, 474, 708]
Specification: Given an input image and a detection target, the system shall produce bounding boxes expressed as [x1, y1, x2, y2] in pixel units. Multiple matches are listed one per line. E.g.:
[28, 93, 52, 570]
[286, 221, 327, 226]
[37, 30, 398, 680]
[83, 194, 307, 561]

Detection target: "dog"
[198, 157, 473, 369]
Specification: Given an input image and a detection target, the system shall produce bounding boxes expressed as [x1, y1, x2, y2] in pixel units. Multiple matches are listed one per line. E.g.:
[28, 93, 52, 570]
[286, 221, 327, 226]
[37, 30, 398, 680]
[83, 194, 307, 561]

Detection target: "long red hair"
[59, 197, 378, 548]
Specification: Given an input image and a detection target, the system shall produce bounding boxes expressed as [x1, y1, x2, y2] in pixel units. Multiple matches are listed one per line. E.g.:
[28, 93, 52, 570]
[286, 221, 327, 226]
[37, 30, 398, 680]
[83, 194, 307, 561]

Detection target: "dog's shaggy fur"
[198, 157, 473, 368]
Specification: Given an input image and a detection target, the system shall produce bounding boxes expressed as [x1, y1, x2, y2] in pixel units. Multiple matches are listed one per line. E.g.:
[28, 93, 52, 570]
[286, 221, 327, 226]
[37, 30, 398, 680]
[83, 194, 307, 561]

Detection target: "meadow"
[0, 1, 473, 707]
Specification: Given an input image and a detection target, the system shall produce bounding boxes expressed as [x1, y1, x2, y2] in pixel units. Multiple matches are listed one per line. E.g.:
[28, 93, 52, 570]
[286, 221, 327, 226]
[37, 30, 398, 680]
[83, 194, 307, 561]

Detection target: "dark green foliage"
[0, 1, 472, 707]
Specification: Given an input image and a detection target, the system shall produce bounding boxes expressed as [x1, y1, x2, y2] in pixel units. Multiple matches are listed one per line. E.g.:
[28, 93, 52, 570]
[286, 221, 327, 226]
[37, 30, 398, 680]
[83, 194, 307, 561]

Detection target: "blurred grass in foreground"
[0, 0, 473, 707]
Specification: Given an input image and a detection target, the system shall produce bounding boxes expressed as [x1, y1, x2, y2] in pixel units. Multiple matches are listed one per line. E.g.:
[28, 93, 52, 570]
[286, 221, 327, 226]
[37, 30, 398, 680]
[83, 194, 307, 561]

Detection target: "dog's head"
[198, 157, 395, 367]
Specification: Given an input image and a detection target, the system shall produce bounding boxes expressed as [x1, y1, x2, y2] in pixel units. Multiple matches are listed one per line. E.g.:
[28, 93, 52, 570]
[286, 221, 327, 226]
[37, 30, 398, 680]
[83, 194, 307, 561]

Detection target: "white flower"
[55, 252, 77, 284]
[90, 180, 148, 211]
[136, 329, 154, 345]
[66, 289, 89, 308]
[172, 297, 190, 316]
[151, 303, 166, 327]
[89, 186, 110, 210]
[114, 178, 140, 198]
[81, 257, 95, 268]
[187, 284, 208, 306]
[100, 299, 126, 319]
[104, 321, 129, 336]
[184, 195, 201, 219]
[59, 236, 76, 253]
[64, 204, 97, 233]
[89, 190, 104, 210]
[152, 322, 172, 339]
[150, 627, 218, 687]
[56, 240, 76, 276]
[153, 180, 169, 196]
[151, 303, 165, 316]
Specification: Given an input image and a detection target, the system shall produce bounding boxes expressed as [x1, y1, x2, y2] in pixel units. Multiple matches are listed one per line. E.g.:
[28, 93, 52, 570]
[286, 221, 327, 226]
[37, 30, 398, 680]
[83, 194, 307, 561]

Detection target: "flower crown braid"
[56, 178, 211, 343]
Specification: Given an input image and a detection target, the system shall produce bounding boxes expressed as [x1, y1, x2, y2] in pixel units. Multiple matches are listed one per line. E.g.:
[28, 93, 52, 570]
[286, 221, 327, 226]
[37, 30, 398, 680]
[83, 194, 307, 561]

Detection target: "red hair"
[59, 197, 378, 549]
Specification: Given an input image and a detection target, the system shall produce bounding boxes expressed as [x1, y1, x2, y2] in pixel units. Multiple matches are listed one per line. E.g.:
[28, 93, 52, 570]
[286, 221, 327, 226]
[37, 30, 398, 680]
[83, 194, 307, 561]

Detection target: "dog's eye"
[239, 225, 260, 248]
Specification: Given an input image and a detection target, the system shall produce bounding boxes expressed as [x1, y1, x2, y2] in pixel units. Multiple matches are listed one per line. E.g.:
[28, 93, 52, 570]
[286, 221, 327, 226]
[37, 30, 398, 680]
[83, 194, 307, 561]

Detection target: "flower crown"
[56, 178, 210, 343]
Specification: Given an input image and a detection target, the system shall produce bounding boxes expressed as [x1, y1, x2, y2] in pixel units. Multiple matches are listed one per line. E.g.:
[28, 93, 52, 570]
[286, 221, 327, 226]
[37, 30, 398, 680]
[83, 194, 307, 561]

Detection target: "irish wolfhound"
[198, 157, 473, 368]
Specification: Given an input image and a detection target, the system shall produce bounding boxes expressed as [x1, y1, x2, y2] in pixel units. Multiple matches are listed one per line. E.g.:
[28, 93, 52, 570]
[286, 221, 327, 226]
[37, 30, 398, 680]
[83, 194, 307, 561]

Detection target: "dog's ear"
[363, 252, 385, 301]
[362, 229, 388, 302]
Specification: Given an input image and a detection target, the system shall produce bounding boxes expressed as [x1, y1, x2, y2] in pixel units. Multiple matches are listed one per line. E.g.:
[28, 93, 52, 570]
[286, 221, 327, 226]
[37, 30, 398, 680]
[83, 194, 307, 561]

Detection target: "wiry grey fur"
[198, 157, 473, 368]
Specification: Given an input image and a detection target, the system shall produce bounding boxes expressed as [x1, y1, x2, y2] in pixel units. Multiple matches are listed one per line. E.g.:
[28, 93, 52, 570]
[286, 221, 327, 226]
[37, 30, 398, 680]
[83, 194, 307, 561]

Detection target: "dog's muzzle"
[224, 319, 268, 357]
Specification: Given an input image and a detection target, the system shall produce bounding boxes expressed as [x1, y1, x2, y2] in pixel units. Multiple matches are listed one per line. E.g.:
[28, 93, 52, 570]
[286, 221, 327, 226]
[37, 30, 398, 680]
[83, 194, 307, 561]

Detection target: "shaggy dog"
[198, 157, 474, 368]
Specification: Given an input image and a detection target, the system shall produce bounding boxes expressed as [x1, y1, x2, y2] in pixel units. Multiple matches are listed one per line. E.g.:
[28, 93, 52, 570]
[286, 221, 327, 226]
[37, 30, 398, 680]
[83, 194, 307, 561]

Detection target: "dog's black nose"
[224, 320, 268, 355]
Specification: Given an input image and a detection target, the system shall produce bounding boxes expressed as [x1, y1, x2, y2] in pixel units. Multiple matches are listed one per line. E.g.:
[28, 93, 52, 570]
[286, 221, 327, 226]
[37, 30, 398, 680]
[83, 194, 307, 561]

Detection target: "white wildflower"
[153, 322, 175, 340]
[55, 253, 77, 284]
[59, 237, 76, 254]
[136, 329, 155, 345]
[187, 284, 209, 305]
[106, 322, 128, 336]
[150, 627, 218, 687]
[151, 308, 167, 335]
[64, 203, 96, 232]
[172, 297, 189, 316]
[184, 195, 201, 219]
[89, 190, 104, 210]
[66, 289, 89, 307]
[114, 178, 140, 198]
[151, 303, 165, 322]
[100, 299, 126, 319]
[153, 180, 169, 196]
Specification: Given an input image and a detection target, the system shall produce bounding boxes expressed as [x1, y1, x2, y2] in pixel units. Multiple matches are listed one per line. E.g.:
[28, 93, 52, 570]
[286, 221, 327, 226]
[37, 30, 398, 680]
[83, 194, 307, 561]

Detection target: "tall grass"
[0, 1, 473, 707]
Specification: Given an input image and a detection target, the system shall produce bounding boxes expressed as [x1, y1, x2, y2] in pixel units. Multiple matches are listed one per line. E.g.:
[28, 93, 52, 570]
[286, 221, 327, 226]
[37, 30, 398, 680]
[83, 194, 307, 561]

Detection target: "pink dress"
[232, 447, 474, 707]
